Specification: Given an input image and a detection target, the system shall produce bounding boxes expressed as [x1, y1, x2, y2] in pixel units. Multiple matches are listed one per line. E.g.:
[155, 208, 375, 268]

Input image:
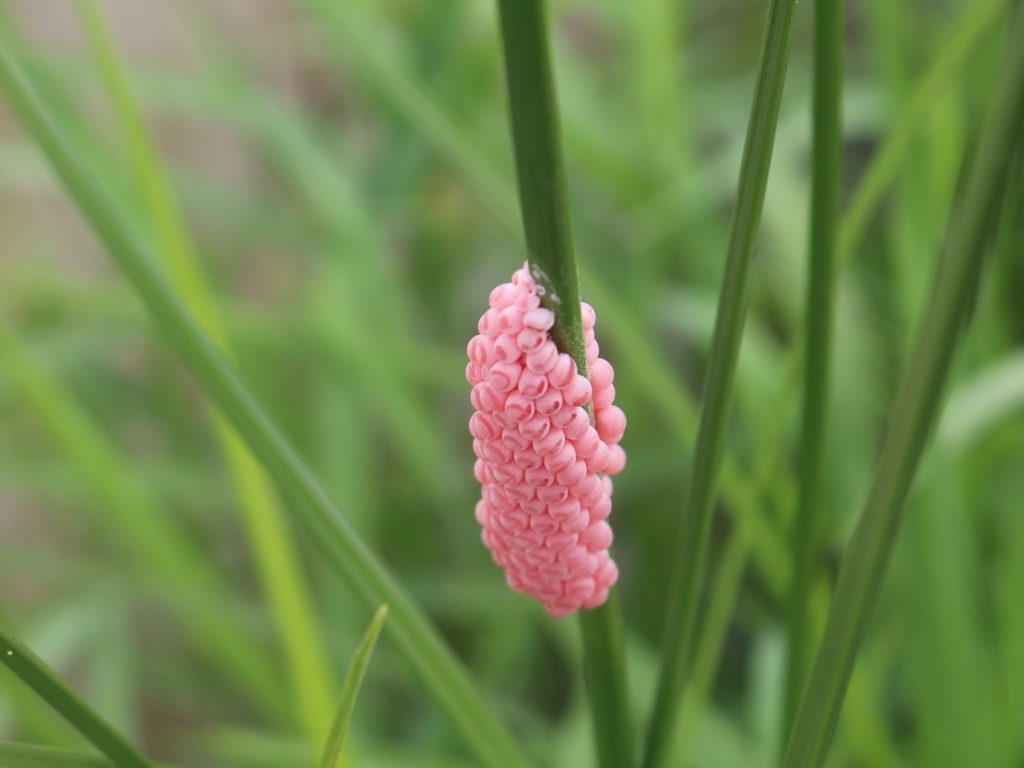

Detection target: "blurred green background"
[1, 0, 1022, 766]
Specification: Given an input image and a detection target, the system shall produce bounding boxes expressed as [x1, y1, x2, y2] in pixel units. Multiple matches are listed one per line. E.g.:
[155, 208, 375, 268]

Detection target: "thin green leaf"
[643, 0, 799, 764]
[782, 10, 1024, 766]
[0, 627, 155, 768]
[318, 606, 389, 768]
[496, 3, 633, 766]
[784, 0, 843, 739]
[0, 34, 530, 768]
[75, 0, 336, 742]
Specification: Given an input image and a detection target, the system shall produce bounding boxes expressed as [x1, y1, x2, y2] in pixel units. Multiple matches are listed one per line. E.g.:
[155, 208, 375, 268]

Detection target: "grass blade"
[837, 0, 1010, 265]
[496, 3, 634, 766]
[642, 0, 799, 764]
[784, 0, 843, 737]
[75, 1, 336, 742]
[0, 742, 130, 768]
[0, 626, 155, 768]
[782, 11, 1024, 766]
[0, 35, 530, 768]
[317, 606, 389, 768]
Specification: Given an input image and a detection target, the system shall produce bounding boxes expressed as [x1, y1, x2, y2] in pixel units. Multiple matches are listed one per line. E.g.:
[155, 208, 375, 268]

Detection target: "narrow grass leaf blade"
[0, 36, 530, 768]
[643, 0, 799, 765]
[783, 11, 1024, 766]
[75, 1, 336, 742]
[0, 627, 155, 768]
[837, 0, 1010, 265]
[496, 3, 633, 766]
[318, 606, 388, 768]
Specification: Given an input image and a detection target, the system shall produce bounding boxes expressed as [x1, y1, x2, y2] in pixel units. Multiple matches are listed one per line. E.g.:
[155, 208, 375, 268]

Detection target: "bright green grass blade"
[837, 0, 1010, 266]
[903, 465, 1001, 768]
[0, 36, 529, 768]
[0, 628, 154, 768]
[317, 606, 388, 768]
[0, 322, 283, 716]
[785, 0, 843, 739]
[0, 742, 116, 768]
[643, 0, 799, 764]
[75, 0, 335, 742]
[630, 0, 688, 170]
[0, 741, 183, 768]
[495, 3, 633, 766]
[938, 353, 1024, 449]
[782, 11, 1024, 766]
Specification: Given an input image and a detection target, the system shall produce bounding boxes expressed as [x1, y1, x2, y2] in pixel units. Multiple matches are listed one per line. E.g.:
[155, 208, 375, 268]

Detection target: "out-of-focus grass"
[0, 0, 1021, 766]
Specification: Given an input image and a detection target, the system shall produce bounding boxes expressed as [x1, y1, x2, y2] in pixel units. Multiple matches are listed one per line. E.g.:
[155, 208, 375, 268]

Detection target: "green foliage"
[0, 2, 1022, 767]
[317, 606, 388, 768]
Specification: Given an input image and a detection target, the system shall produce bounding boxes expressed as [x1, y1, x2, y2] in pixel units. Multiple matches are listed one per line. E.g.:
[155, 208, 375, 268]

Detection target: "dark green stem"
[784, 0, 843, 738]
[497, 0, 585, 368]
[0, 626, 156, 768]
[496, 2, 633, 766]
[642, 0, 798, 765]
[782, 10, 1024, 766]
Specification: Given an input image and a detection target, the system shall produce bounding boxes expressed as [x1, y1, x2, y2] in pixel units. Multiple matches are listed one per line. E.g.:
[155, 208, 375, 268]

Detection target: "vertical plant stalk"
[75, 1, 336, 743]
[496, 2, 634, 766]
[782, 11, 1024, 767]
[0, 626, 155, 768]
[642, 0, 798, 765]
[784, 0, 843, 738]
[0, 38, 530, 768]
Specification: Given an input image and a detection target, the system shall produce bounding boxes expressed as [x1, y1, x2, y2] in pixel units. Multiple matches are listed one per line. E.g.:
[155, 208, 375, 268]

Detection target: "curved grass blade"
[642, 0, 799, 764]
[496, 3, 634, 766]
[0, 35, 530, 768]
[785, 0, 843, 738]
[0, 627, 155, 768]
[318, 606, 388, 768]
[782, 11, 1024, 766]
[75, 0, 336, 742]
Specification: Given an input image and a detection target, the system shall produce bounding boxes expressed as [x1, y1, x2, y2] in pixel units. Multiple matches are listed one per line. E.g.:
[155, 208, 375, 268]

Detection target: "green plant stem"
[782, 11, 1024, 767]
[642, 0, 798, 765]
[785, 0, 843, 738]
[497, 0, 585, 365]
[75, 1, 335, 743]
[0, 627, 155, 768]
[496, 3, 633, 767]
[0, 38, 530, 768]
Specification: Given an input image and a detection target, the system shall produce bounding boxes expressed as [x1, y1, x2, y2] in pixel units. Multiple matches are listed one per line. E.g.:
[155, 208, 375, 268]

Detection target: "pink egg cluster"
[466, 264, 626, 616]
